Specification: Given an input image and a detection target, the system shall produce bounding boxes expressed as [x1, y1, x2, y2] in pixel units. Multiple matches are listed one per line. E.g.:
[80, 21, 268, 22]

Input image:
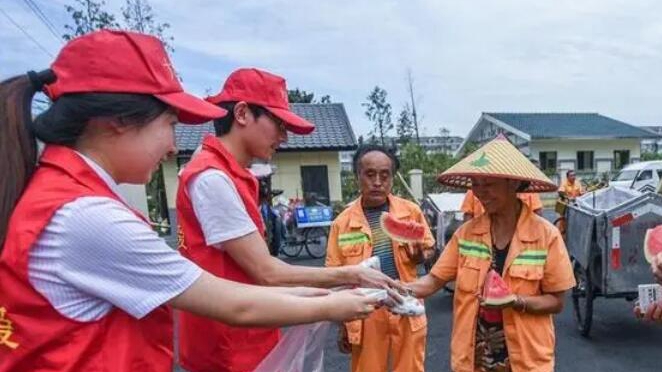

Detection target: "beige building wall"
[271, 151, 342, 202]
[531, 138, 641, 171]
[162, 158, 180, 208]
[160, 152, 343, 209]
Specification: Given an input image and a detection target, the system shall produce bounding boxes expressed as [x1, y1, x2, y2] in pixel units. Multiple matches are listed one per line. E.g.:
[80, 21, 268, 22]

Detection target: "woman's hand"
[477, 293, 517, 310]
[324, 289, 379, 322]
[404, 275, 446, 299]
[279, 287, 331, 297]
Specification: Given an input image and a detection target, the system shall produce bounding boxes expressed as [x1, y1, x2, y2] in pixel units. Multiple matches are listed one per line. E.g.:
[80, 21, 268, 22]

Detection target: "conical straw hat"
[438, 134, 557, 192]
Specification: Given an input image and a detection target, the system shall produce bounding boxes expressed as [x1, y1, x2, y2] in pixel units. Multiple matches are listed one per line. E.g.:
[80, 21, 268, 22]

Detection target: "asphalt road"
[175, 209, 662, 372]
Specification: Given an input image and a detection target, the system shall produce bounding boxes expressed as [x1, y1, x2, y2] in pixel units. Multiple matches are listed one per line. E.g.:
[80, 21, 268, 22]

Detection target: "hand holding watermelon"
[479, 269, 517, 310]
[403, 242, 427, 264]
[634, 300, 662, 323]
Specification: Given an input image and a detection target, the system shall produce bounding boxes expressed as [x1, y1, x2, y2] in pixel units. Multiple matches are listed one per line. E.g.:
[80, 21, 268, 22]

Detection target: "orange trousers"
[350, 308, 427, 372]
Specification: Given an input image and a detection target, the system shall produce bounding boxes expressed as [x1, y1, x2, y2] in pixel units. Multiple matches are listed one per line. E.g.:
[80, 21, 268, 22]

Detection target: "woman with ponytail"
[0, 30, 377, 372]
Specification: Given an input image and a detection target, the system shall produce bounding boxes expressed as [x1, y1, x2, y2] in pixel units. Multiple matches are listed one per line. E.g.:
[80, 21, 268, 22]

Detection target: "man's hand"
[403, 242, 433, 264]
[635, 300, 662, 323]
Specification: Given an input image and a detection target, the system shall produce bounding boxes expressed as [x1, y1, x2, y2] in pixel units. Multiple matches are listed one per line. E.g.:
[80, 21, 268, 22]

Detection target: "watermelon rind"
[484, 294, 517, 306]
[380, 212, 425, 243]
[483, 269, 516, 306]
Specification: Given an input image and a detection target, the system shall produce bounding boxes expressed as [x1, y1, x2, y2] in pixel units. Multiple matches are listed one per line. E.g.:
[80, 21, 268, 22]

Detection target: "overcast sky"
[3, 0, 662, 137]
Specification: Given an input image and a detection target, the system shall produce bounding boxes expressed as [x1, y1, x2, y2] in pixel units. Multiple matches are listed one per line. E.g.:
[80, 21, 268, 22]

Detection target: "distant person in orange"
[558, 170, 584, 199]
[461, 189, 543, 221]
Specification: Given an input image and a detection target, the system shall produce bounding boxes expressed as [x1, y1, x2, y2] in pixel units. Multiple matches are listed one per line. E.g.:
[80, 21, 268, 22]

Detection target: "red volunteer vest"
[177, 135, 279, 372]
[0, 145, 173, 372]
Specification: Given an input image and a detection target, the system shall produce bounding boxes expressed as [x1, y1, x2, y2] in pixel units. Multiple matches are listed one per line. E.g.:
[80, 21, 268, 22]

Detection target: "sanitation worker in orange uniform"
[461, 190, 543, 222]
[326, 145, 435, 372]
[408, 135, 575, 372]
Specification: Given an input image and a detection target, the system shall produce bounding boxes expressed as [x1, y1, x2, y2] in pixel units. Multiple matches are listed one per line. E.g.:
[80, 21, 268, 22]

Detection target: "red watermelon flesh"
[644, 225, 662, 264]
[483, 269, 516, 306]
[380, 212, 426, 243]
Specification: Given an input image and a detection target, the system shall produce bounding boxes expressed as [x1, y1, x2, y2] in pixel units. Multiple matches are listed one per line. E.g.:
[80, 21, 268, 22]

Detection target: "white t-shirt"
[188, 169, 258, 249]
[28, 152, 202, 321]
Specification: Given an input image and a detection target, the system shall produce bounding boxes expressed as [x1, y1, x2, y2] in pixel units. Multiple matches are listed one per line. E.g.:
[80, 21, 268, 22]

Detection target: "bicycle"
[275, 197, 331, 259]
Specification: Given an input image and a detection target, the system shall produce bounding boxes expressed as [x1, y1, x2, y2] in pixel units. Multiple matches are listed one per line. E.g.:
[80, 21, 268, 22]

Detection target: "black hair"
[0, 69, 168, 247]
[352, 144, 400, 176]
[566, 170, 575, 177]
[212, 101, 269, 136]
[516, 181, 531, 193]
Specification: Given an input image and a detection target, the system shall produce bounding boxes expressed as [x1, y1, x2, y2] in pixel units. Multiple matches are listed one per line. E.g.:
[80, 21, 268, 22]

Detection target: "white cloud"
[3, 0, 662, 136]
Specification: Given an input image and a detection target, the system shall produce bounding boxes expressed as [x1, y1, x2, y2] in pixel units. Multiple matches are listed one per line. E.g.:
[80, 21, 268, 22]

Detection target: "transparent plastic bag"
[253, 321, 332, 372]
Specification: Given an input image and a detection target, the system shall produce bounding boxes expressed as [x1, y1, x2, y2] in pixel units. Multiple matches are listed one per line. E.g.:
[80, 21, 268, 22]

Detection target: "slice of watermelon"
[483, 269, 516, 306]
[644, 225, 662, 264]
[380, 212, 426, 243]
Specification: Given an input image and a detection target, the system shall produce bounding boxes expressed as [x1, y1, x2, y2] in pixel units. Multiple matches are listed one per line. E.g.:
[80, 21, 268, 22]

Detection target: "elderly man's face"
[358, 151, 394, 208]
[471, 176, 521, 214]
[568, 172, 576, 184]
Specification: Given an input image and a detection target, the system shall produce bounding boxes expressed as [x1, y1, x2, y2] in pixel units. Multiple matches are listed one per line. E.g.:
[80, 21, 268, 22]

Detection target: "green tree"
[642, 152, 662, 161]
[396, 104, 414, 144]
[287, 89, 332, 103]
[362, 86, 393, 146]
[392, 142, 457, 197]
[287, 88, 314, 103]
[122, 0, 174, 52]
[63, 0, 119, 40]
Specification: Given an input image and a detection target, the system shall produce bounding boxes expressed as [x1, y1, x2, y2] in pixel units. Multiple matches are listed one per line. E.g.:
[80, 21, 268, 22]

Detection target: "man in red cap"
[176, 68, 402, 372]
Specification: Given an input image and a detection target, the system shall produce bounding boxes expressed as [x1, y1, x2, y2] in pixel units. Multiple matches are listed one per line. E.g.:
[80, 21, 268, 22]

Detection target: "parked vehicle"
[610, 161, 662, 193]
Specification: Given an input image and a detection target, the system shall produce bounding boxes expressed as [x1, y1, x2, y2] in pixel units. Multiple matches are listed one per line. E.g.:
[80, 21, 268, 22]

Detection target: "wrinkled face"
[567, 172, 576, 184]
[358, 151, 393, 208]
[471, 176, 521, 214]
[113, 110, 178, 184]
[237, 103, 288, 161]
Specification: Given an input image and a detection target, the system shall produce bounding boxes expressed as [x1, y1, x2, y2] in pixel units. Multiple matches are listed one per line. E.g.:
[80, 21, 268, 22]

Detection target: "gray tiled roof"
[485, 113, 657, 139]
[175, 103, 357, 152]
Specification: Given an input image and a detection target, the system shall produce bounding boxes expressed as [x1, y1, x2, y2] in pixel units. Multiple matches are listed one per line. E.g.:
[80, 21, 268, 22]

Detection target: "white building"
[457, 113, 657, 182]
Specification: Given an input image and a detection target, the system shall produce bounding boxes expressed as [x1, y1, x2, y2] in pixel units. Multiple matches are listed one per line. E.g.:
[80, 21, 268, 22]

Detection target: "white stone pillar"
[409, 169, 424, 200]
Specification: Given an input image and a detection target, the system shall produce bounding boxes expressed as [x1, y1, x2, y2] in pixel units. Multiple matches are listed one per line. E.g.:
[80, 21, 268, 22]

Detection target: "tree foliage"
[63, 0, 174, 53]
[122, 0, 174, 52]
[63, 0, 119, 40]
[287, 88, 333, 104]
[362, 86, 393, 146]
[642, 152, 662, 161]
[396, 104, 414, 144]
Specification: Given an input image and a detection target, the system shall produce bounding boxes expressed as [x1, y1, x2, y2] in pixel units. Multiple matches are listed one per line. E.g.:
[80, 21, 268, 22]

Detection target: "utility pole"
[407, 69, 420, 145]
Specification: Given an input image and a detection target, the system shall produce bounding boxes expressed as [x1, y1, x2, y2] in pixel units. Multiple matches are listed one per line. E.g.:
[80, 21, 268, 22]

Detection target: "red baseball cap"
[205, 68, 315, 135]
[43, 29, 225, 124]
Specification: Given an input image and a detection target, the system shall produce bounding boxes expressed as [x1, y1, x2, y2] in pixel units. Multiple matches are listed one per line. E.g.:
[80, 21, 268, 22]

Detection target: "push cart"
[564, 186, 662, 336]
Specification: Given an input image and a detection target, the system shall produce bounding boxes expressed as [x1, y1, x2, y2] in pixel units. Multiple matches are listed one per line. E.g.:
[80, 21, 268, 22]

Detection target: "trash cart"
[565, 186, 662, 336]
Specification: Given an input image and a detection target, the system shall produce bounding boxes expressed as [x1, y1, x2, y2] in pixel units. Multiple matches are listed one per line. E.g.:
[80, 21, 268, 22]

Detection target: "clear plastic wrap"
[253, 321, 332, 372]
[576, 186, 642, 212]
